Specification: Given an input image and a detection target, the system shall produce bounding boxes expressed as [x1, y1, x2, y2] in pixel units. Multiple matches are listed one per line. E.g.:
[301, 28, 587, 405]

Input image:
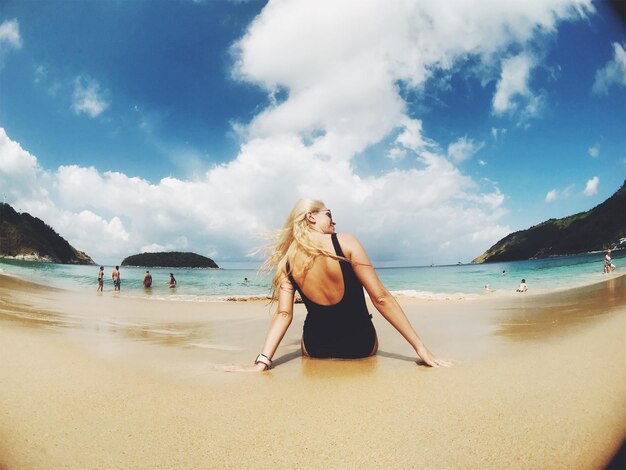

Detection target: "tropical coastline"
[1, 270, 625, 468]
[1, 249, 623, 302]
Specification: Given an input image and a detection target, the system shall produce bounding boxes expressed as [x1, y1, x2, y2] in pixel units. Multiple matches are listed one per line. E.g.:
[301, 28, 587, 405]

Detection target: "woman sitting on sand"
[228, 199, 450, 371]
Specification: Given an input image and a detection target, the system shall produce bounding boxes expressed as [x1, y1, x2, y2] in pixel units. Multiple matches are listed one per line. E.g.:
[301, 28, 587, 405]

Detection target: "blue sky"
[0, 0, 624, 267]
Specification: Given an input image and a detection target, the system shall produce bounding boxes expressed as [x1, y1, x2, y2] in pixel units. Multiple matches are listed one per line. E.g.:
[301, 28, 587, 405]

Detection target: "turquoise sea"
[1, 249, 623, 301]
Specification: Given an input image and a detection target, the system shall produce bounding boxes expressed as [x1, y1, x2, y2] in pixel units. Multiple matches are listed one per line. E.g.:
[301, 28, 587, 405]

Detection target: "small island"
[121, 252, 219, 268]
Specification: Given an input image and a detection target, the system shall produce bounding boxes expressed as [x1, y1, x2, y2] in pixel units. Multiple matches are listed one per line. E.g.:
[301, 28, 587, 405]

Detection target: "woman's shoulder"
[336, 232, 358, 242]
[336, 233, 364, 251]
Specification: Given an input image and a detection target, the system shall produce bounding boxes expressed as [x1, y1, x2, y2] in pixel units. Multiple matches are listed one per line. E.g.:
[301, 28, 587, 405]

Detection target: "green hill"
[0, 203, 95, 265]
[473, 180, 626, 263]
[121, 252, 219, 268]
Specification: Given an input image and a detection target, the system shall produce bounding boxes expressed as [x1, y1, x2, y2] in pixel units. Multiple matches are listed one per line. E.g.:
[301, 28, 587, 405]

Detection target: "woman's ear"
[305, 212, 315, 224]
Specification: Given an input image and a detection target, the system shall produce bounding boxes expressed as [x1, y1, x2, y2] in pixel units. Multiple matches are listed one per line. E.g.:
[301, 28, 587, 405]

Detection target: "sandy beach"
[1, 273, 625, 469]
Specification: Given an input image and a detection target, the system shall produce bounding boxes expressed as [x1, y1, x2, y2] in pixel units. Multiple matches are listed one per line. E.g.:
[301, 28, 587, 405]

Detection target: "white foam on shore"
[187, 342, 242, 351]
[117, 292, 272, 303]
[388, 289, 483, 301]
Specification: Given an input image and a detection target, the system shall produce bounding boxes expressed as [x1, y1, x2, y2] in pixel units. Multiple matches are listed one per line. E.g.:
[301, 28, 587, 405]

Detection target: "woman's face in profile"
[313, 208, 335, 234]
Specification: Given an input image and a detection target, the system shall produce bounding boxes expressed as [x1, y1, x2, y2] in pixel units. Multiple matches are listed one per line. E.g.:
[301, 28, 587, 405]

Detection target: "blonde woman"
[228, 199, 450, 371]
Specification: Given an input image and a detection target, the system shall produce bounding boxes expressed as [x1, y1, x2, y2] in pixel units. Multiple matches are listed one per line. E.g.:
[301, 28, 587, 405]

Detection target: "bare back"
[290, 233, 346, 306]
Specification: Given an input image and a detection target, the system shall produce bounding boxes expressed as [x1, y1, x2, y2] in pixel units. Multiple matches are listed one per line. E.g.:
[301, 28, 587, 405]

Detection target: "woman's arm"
[224, 275, 295, 372]
[340, 234, 451, 367]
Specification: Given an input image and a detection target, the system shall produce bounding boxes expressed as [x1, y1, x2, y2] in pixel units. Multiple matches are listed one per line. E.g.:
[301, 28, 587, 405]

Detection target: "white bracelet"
[255, 354, 272, 369]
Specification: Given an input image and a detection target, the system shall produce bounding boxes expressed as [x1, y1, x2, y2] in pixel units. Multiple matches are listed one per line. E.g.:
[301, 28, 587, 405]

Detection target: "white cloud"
[492, 52, 545, 122]
[0, 127, 510, 265]
[57, 211, 131, 257]
[0, 128, 47, 203]
[0, 18, 22, 67]
[395, 118, 433, 153]
[492, 53, 533, 113]
[71, 76, 110, 118]
[491, 127, 507, 140]
[588, 143, 599, 158]
[545, 185, 574, 202]
[592, 42, 626, 95]
[234, 0, 591, 152]
[0, 19, 22, 49]
[583, 176, 599, 196]
[386, 148, 406, 161]
[34, 65, 47, 84]
[447, 136, 485, 163]
[141, 236, 188, 254]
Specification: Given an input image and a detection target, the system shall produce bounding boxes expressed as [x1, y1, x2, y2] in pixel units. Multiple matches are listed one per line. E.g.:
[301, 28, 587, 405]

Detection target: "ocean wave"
[119, 292, 272, 303]
[389, 289, 482, 301]
[118, 289, 485, 303]
[187, 342, 242, 351]
[218, 294, 273, 302]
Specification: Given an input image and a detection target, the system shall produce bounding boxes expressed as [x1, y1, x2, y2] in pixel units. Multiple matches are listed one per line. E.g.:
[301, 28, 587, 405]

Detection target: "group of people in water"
[96, 266, 177, 292]
[144, 270, 177, 288]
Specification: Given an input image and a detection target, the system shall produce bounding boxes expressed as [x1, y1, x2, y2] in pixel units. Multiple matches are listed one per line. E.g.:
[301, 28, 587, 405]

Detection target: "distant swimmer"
[604, 250, 615, 274]
[484, 284, 493, 292]
[169, 273, 177, 288]
[144, 270, 152, 288]
[501, 269, 507, 276]
[112, 266, 121, 291]
[97, 266, 104, 292]
[516, 279, 528, 293]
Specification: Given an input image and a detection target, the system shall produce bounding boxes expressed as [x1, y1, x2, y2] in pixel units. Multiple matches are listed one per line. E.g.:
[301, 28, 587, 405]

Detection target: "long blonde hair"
[261, 198, 345, 299]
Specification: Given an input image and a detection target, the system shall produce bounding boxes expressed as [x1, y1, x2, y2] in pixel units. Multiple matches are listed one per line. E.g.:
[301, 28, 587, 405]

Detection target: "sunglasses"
[317, 209, 332, 221]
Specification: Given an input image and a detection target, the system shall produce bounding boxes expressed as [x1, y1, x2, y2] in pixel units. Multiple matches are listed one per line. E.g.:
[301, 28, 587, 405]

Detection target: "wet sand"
[0, 273, 625, 469]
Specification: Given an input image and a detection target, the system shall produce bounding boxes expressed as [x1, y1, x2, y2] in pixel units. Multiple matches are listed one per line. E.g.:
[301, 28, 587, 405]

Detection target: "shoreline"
[2, 251, 623, 302]
[1, 273, 625, 468]
[3, 268, 623, 305]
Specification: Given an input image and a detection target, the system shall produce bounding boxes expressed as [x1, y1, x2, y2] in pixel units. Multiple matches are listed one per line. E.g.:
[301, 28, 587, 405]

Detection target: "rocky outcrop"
[0, 203, 95, 265]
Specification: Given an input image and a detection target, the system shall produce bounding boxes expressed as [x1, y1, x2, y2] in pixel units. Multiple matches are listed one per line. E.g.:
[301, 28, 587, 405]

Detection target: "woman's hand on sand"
[424, 356, 453, 367]
[221, 363, 269, 372]
[416, 346, 452, 367]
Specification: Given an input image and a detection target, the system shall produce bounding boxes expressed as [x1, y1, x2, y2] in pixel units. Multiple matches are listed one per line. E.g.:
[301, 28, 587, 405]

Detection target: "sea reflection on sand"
[0, 294, 216, 349]
[496, 275, 626, 340]
[1, 272, 625, 376]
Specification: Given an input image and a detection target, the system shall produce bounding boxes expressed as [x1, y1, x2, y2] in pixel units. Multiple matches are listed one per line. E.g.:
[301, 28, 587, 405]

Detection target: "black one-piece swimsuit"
[289, 233, 377, 359]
